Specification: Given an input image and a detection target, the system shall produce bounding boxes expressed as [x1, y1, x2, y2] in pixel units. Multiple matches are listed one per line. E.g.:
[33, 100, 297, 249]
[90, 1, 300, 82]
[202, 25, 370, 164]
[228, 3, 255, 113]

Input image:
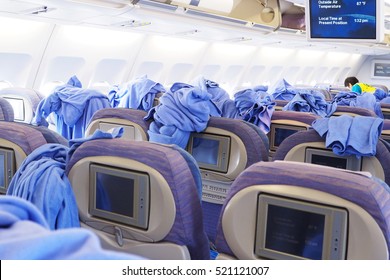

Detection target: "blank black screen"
[265, 204, 325, 260]
[311, 154, 347, 169]
[95, 172, 135, 218]
[274, 128, 298, 147]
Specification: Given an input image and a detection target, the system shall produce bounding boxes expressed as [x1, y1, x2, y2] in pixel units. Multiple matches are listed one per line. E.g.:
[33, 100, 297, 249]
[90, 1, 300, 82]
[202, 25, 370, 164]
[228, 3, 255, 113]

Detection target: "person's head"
[344, 76, 359, 88]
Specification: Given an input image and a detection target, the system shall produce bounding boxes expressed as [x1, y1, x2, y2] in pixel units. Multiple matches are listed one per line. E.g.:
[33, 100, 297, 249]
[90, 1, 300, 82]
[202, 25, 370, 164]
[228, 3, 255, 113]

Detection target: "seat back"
[0, 87, 43, 123]
[332, 105, 377, 117]
[85, 108, 150, 140]
[0, 121, 67, 194]
[372, 84, 389, 93]
[0, 97, 14, 121]
[269, 111, 320, 158]
[272, 129, 390, 185]
[381, 120, 390, 144]
[295, 87, 332, 101]
[184, 116, 269, 243]
[215, 161, 390, 260]
[329, 86, 350, 99]
[66, 138, 209, 260]
[381, 103, 390, 120]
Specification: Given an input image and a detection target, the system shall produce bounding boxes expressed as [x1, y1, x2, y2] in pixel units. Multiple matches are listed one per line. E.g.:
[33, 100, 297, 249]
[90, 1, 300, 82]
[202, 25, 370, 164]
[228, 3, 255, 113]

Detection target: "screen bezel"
[186, 132, 231, 173]
[89, 163, 150, 230]
[255, 194, 348, 260]
[306, 0, 384, 43]
[269, 123, 306, 152]
[3, 97, 25, 122]
[0, 147, 15, 194]
[305, 148, 362, 171]
[98, 122, 136, 139]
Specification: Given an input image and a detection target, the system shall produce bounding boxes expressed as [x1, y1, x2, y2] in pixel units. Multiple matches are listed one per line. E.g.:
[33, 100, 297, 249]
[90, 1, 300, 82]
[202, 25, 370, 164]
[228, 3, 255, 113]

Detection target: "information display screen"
[307, 0, 383, 42]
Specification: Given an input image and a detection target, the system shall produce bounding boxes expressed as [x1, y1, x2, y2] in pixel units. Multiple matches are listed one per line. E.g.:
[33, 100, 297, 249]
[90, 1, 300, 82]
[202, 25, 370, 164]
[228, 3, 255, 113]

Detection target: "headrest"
[0, 121, 47, 155]
[272, 129, 390, 185]
[0, 97, 14, 121]
[271, 110, 320, 125]
[25, 125, 68, 146]
[0, 87, 43, 109]
[215, 161, 390, 259]
[334, 105, 377, 117]
[88, 108, 150, 134]
[207, 117, 269, 165]
[383, 119, 390, 131]
[66, 138, 209, 260]
[0, 87, 43, 123]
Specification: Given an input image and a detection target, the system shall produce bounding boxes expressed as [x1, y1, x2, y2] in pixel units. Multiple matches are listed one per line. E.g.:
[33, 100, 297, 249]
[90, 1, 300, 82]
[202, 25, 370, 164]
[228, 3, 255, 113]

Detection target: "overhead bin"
[135, 0, 282, 30]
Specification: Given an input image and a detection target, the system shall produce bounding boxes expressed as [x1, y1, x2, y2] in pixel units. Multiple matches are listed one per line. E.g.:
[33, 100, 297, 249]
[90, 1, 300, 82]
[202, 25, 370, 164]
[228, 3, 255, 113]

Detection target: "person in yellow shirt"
[344, 76, 376, 94]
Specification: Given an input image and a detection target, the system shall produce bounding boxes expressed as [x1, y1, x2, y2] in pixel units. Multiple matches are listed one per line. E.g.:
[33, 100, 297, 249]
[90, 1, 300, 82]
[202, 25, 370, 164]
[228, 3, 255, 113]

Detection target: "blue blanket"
[333, 91, 383, 118]
[108, 75, 165, 111]
[220, 99, 241, 119]
[234, 88, 259, 115]
[268, 79, 296, 100]
[374, 88, 388, 101]
[144, 82, 220, 148]
[234, 89, 275, 133]
[7, 144, 79, 230]
[7, 128, 124, 230]
[0, 196, 142, 260]
[242, 96, 275, 133]
[312, 115, 383, 157]
[283, 89, 337, 117]
[33, 76, 111, 139]
[191, 76, 234, 117]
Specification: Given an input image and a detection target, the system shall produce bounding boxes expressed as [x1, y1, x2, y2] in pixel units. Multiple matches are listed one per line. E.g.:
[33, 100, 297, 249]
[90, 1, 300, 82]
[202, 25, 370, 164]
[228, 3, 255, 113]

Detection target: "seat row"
[0, 94, 389, 259]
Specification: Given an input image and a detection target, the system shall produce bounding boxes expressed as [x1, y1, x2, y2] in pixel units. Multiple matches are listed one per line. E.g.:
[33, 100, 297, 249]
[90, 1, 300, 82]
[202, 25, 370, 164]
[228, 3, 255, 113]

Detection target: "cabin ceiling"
[0, 0, 389, 56]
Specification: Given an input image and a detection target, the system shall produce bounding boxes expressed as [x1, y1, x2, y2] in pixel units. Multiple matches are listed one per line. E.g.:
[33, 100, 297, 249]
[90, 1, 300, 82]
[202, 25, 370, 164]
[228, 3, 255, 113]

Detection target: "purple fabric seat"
[271, 110, 320, 125]
[0, 87, 43, 123]
[381, 103, 390, 119]
[85, 108, 150, 140]
[268, 111, 321, 154]
[333, 105, 377, 117]
[0, 121, 52, 155]
[383, 119, 390, 131]
[0, 121, 68, 194]
[191, 116, 269, 244]
[0, 97, 14, 121]
[66, 138, 209, 260]
[215, 161, 390, 259]
[208, 117, 269, 163]
[272, 129, 390, 186]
